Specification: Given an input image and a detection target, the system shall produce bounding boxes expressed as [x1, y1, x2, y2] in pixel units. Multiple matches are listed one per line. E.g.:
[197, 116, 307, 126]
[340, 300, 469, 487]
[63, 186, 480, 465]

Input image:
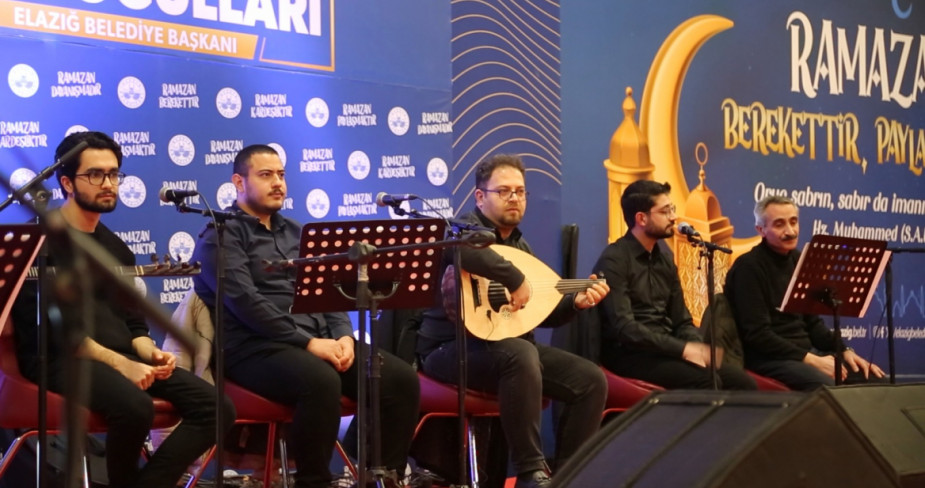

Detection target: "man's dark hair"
[54, 131, 122, 191]
[233, 144, 279, 176]
[620, 180, 672, 228]
[474, 154, 525, 189]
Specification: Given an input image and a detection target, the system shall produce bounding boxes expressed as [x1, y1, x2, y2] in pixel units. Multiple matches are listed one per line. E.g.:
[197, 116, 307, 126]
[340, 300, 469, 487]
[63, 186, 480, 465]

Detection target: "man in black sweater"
[417, 154, 610, 488]
[725, 195, 884, 390]
[12, 131, 234, 488]
[594, 180, 755, 390]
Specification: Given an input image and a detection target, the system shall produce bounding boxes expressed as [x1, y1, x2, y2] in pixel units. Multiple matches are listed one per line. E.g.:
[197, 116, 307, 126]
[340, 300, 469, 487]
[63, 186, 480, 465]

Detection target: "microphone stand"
[0, 141, 87, 488]
[884, 247, 925, 384]
[683, 233, 731, 390]
[172, 201, 256, 488]
[390, 204, 492, 487]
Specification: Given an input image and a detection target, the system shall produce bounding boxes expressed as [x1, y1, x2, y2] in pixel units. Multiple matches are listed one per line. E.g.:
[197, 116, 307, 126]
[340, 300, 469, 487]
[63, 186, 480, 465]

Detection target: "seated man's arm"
[195, 223, 312, 349]
[78, 337, 156, 390]
[595, 247, 689, 358]
[727, 258, 808, 361]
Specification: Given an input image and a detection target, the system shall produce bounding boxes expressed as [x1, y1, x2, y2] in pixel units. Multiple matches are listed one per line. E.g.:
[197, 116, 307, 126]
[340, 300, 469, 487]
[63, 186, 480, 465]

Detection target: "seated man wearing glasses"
[11, 131, 235, 488]
[417, 154, 610, 488]
[592, 180, 755, 390]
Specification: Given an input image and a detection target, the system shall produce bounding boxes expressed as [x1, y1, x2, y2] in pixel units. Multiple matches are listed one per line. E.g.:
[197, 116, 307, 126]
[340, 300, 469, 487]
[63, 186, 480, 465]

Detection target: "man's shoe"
[513, 470, 552, 488]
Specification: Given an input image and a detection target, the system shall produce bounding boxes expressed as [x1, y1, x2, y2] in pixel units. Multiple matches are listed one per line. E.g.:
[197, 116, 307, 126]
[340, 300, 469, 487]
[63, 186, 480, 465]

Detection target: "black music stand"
[0, 224, 47, 483]
[292, 219, 446, 487]
[780, 235, 890, 385]
[0, 225, 45, 330]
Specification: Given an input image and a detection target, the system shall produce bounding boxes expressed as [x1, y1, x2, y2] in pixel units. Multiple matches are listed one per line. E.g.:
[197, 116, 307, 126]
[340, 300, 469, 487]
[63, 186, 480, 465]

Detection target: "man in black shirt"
[724, 195, 884, 390]
[417, 154, 610, 488]
[12, 131, 234, 488]
[191, 144, 420, 488]
[594, 180, 755, 390]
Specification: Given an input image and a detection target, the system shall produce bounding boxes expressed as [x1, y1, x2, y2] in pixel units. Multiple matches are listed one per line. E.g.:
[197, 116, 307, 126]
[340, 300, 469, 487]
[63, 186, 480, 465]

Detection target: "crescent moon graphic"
[639, 14, 760, 255]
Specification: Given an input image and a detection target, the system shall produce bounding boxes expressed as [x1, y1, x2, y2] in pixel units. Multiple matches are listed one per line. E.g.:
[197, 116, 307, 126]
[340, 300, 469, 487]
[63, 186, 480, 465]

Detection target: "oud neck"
[554, 278, 603, 294]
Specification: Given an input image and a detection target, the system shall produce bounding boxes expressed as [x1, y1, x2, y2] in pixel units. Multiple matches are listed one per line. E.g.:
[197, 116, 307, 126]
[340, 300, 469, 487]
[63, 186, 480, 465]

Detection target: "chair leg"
[183, 446, 217, 488]
[262, 423, 278, 488]
[334, 441, 358, 481]
[466, 417, 481, 488]
[0, 431, 36, 481]
[278, 429, 290, 488]
[82, 454, 91, 488]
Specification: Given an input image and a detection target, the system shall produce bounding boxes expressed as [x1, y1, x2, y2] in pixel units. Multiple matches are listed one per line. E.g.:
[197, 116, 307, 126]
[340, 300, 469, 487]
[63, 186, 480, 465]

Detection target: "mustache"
[781, 234, 798, 241]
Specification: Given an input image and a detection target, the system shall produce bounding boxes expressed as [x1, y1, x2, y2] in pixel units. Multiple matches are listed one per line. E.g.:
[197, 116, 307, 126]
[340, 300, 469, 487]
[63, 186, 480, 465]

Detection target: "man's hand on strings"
[574, 273, 610, 310]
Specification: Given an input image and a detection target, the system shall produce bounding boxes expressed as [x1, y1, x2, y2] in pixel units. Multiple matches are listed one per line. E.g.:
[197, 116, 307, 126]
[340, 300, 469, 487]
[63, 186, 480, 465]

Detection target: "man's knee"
[101, 391, 155, 429]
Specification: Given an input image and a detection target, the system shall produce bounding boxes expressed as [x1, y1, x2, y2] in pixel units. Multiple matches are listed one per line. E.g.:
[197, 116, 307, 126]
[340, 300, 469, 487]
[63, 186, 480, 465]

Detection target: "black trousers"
[226, 341, 420, 488]
[46, 358, 235, 488]
[747, 356, 889, 391]
[601, 346, 758, 390]
[421, 338, 607, 475]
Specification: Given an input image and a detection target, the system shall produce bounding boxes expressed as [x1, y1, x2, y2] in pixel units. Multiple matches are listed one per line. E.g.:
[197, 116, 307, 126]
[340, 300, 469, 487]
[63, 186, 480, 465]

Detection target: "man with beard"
[725, 195, 884, 390]
[191, 144, 420, 488]
[592, 180, 755, 390]
[417, 154, 610, 488]
[11, 131, 234, 488]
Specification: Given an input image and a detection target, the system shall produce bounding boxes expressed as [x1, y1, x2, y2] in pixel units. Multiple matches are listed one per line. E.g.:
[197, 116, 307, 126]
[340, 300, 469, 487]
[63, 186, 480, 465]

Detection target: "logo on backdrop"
[347, 150, 370, 180]
[66, 125, 89, 136]
[0, 121, 48, 149]
[300, 147, 335, 173]
[216, 87, 242, 119]
[306, 189, 331, 219]
[134, 277, 147, 298]
[338, 192, 377, 218]
[9, 168, 36, 192]
[51, 71, 102, 99]
[252, 93, 293, 118]
[161, 276, 193, 304]
[168, 134, 196, 166]
[7, 64, 39, 98]
[387, 106, 410, 136]
[217, 182, 237, 209]
[113, 131, 156, 157]
[337, 103, 377, 127]
[305, 97, 330, 128]
[168, 231, 196, 263]
[427, 157, 449, 186]
[268, 143, 287, 166]
[119, 175, 147, 208]
[417, 111, 452, 135]
[117, 76, 146, 109]
[114, 229, 157, 255]
[159, 82, 199, 109]
[205, 139, 243, 165]
[378, 154, 415, 179]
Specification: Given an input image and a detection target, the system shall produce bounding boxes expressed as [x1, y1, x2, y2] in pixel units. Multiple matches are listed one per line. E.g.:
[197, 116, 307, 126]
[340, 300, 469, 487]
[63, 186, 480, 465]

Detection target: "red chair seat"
[418, 373, 503, 415]
[747, 370, 790, 391]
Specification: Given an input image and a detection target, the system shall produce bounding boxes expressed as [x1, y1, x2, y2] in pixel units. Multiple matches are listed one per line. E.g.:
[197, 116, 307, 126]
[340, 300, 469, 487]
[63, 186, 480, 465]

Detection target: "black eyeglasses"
[480, 188, 529, 200]
[647, 204, 677, 217]
[75, 169, 126, 186]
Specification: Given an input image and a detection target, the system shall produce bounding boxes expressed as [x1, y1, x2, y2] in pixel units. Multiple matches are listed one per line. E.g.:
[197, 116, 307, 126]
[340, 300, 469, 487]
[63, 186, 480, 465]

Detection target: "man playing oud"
[416, 154, 610, 488]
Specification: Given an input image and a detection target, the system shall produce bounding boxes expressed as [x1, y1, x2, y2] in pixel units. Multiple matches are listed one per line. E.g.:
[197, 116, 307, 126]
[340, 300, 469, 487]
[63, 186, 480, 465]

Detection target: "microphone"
[375, 192, 418, 207]
[677, 222, 701, 238]
[159, 187, 199, 204]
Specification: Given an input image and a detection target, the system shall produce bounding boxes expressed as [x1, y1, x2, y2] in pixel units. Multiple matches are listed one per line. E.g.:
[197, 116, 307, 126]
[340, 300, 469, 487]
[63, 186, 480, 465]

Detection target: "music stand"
[0, 224, 45, 330]
[780, 235, 890, 385]
[292, 218, 446, 487]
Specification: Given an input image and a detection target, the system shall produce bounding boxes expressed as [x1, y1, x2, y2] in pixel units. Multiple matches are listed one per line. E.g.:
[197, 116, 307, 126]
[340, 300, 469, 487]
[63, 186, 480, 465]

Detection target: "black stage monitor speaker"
[552, 389, 900, 488]
[824, 384, 925, 488]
